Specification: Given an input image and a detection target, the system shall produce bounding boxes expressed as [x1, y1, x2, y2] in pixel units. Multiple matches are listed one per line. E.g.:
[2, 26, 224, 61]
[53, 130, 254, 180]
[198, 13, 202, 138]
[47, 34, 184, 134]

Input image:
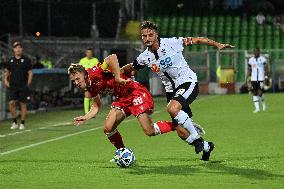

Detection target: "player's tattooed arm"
[105, 54, 130, 84]
[183, 37, 235, 50]
[74, 95, 101, 126]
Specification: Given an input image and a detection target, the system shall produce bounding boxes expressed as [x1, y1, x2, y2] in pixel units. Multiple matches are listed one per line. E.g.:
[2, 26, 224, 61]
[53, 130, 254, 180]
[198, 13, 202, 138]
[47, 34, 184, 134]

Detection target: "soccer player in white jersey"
[121, 20, 234, 161]
[246, 48, 268, 113]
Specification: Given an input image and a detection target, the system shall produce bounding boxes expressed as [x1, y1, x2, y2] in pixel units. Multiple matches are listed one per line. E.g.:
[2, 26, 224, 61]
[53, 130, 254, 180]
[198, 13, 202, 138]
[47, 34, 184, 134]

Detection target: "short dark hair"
[140, 20, 158, 31]
[68, 63, 85, 75]
[86, 48, 93, 51]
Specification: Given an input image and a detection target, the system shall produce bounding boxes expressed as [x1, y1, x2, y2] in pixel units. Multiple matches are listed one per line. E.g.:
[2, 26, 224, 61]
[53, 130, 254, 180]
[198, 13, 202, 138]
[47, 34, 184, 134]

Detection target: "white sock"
[174, 110, 199, 143]
[153, 123, 161, 135]
[260, 95, 266, 110]
[203, 141, 209, 152]
[253, 96, 259, 111]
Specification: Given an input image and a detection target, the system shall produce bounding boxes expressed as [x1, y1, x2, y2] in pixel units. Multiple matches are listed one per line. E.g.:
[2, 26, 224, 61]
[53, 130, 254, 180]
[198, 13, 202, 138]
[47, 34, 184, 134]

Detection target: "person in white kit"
[122, 20, 234, 161]
[246, 48, 268, 113]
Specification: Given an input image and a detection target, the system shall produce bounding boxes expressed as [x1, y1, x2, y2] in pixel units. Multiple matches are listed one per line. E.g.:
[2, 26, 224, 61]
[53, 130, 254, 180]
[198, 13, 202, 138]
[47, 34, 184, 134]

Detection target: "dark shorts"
[166, 82, 199, 119]
[251, 81, 264, 93]
[8, 86, 29, 103]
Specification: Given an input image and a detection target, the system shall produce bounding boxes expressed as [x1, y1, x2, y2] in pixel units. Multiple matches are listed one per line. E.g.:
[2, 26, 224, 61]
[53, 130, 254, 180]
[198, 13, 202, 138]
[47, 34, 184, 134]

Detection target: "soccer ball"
[115, 148, 135, 168]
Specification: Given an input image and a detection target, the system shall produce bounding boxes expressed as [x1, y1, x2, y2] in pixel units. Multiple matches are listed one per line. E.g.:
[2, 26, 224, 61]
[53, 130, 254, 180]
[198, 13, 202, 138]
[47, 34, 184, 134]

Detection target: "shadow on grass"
[203, 160, 284, 180]
[128, 163, 200, 175]
[1, 158, 283, 181]
[127, 159, 284, 180]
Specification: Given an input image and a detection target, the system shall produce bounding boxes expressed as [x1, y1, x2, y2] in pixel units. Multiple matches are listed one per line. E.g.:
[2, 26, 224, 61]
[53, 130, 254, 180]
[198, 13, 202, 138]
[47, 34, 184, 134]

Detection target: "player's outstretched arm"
[186, 37, 235, 50]
[105, 54, 130, 84]
[74, 95, 101, 126]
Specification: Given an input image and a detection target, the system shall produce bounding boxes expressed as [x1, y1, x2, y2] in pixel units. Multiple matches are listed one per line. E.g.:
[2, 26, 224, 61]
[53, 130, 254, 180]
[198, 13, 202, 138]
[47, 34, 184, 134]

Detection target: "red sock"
[107, 131, 125, 149]
[155, 121, 175, 134]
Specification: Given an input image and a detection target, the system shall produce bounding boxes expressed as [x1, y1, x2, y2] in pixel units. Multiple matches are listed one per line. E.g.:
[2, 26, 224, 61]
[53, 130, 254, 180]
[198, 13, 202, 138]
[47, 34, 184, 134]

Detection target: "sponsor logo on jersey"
[151, 64, 160, 73]
[159, 57, 172, 69]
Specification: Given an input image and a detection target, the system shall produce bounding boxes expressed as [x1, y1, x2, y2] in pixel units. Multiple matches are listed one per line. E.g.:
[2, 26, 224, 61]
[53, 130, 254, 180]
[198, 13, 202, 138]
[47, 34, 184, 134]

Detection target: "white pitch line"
[0, 113, 155, 156]
[0, 130, 32, 138]
[0, 122, 72, 138]
[6, 130, 32, 136]
[0, 127, 103, 156]
[0, 96, 212, 138]
[0, 95, 213, 156]
[38, 122, 72, 130]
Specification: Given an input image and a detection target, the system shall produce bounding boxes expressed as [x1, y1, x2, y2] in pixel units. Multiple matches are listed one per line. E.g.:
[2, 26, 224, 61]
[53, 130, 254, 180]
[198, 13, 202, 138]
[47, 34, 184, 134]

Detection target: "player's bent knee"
[167, 105, 179, 117]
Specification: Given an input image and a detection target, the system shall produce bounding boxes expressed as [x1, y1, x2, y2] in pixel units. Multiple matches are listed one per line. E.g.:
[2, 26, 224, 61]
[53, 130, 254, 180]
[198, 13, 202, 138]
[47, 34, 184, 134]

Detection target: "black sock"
[21, 120, 25, 124]
[13, 118, 17, 124]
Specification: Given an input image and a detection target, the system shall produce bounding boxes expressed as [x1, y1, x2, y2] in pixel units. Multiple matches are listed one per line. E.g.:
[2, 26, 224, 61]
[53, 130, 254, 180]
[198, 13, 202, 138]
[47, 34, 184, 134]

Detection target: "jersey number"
[174, 89, 186, 97]
[133, 97, 143, 105]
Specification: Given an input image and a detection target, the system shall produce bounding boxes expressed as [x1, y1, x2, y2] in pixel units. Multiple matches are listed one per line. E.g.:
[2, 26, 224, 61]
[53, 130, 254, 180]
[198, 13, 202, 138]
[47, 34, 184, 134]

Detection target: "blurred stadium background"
[0, 0, 284, 120]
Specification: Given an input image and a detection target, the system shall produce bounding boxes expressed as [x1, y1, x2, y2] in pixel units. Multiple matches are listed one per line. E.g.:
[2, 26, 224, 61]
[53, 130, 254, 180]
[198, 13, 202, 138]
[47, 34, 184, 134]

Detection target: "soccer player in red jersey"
[68, 54, 184, 157]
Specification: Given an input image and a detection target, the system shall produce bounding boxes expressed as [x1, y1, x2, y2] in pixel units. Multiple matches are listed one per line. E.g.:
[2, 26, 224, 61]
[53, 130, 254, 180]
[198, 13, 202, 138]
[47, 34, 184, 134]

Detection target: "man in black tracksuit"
[4, 42, 33, 130]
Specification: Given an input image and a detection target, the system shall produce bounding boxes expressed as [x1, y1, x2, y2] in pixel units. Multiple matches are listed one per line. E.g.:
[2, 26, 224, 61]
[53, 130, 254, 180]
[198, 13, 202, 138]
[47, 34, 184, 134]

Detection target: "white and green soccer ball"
[114, 148, 135, 168]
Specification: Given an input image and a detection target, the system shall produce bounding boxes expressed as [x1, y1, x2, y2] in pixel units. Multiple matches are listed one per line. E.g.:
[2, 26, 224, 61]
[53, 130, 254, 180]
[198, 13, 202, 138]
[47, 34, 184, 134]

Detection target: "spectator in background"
[79, 48, 100, 114]
[32, 56, 44, 69]
[272, 15, 281, 27]
[4, 42, 33, 130]
[256, 12, 266, 25]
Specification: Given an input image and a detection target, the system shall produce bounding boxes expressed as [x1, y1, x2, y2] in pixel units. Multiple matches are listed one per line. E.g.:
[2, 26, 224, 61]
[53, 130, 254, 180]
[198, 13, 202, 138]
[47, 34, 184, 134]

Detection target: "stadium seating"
[148, 15, 284, 51]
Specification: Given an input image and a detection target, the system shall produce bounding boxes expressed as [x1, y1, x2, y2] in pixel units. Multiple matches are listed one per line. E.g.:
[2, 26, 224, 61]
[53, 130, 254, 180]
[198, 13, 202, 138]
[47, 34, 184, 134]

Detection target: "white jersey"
[134, 37, 197, 92]
[248, 56, 266, 81]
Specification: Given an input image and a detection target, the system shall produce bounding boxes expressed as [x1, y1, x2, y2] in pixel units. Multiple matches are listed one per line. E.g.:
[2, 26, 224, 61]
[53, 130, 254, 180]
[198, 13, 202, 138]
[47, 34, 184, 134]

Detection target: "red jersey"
[86, 66, 139, 99]
[86, 66, 154, 116]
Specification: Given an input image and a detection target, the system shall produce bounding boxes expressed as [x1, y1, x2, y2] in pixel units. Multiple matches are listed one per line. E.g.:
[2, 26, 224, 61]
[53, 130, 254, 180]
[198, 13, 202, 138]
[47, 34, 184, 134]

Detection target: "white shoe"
[19, 124, 25, 130]
[192, 122, 206, 135]
[253, 109, 260, 113]
[10, 122, 18, 130]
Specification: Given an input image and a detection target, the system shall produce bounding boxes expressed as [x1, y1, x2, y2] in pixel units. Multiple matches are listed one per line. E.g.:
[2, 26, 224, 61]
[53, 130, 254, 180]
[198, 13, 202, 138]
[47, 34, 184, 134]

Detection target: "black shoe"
[191, 137, 204, 154]
[201, 142, 215, 161]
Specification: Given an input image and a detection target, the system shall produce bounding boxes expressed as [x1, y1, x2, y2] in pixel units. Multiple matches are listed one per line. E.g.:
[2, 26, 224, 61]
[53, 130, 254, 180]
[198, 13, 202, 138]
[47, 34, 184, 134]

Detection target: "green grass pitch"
[0, 94, 283, 189]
